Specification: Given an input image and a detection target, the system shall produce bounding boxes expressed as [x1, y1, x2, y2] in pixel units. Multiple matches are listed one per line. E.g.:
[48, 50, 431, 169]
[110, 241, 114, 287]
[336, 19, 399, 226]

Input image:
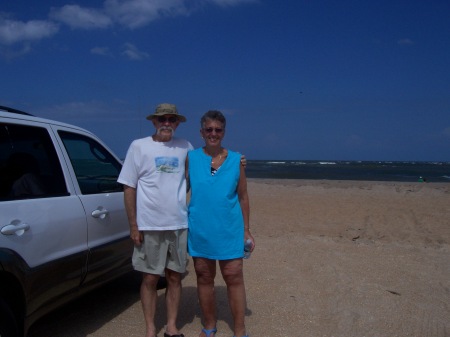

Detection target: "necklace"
[204, 147, 223, 164]
[211, 154, 222, 164]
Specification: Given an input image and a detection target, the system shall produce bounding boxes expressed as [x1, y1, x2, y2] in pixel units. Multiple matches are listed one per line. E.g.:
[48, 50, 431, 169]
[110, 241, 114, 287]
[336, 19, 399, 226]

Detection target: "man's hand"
[130, 226, 143, 246]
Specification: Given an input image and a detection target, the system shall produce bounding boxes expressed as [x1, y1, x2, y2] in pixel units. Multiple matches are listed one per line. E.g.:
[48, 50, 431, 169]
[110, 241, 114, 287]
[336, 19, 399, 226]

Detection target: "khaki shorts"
[132, 228, 187, 275]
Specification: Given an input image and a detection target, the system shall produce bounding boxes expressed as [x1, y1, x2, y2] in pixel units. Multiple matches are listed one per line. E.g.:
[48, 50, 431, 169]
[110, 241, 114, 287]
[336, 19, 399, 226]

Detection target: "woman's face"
[201, 119, 225, 147]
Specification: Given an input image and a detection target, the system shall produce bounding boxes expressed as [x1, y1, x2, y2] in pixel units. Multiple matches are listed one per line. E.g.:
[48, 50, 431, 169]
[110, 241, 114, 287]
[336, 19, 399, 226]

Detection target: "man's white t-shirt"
[118, 136, 193, 231]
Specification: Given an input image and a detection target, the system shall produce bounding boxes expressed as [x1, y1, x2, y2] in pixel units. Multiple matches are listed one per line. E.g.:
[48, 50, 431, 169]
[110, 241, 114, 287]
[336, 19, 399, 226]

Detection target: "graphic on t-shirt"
[155, 156, 179, 173]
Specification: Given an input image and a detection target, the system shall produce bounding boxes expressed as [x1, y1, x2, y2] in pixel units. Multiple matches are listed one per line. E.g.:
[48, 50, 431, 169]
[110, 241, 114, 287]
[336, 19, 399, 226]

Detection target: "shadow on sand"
[27, 270, 245, 336]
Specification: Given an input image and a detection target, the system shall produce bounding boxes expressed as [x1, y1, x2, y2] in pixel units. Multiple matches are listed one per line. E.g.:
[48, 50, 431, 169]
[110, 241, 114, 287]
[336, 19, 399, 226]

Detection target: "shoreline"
[248, 177, 450, 185]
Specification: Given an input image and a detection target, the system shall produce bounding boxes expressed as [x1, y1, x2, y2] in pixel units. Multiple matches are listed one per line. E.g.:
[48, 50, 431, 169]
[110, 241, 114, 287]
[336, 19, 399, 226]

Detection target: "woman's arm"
[237, 162, 255, 251]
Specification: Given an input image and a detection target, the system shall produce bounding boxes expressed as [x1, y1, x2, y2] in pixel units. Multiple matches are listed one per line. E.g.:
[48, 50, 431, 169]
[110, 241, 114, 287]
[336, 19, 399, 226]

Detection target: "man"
[118, 103, 191, 337]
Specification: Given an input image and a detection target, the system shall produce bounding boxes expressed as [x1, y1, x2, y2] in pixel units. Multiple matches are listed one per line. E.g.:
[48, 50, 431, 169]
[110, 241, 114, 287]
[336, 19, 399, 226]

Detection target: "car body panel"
[0, 109, 133, 337]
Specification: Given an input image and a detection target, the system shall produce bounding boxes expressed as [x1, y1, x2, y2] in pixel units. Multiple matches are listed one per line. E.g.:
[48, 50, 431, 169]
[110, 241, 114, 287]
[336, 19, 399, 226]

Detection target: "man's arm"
[123, 185, 142, 246]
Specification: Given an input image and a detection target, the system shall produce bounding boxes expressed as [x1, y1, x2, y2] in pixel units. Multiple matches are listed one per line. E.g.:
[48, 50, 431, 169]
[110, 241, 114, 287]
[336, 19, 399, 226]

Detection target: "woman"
[187, 110, 255, 337]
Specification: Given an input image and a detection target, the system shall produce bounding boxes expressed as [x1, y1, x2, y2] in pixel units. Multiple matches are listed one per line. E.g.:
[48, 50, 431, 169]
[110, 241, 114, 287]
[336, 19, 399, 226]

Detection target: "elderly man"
[118, 103, 191, 337]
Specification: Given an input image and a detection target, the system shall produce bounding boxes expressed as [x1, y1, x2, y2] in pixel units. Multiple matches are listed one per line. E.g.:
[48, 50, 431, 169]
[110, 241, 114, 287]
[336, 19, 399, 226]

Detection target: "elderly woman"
[187, 110, 255, 337]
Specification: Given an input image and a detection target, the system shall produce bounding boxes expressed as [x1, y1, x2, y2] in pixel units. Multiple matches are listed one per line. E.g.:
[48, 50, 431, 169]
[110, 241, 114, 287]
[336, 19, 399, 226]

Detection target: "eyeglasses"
[157, 116, 178, 123]
[203, 127, 224, 134]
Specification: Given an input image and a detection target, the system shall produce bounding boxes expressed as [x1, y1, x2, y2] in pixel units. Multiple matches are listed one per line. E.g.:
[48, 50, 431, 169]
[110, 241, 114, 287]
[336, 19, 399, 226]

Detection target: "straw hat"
[146, 103, 187, 122]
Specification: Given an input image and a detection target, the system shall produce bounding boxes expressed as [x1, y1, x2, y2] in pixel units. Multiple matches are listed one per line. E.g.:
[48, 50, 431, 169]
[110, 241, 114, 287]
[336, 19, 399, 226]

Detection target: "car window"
[58, 131, 123, 195]
[0, 123, 68, 201]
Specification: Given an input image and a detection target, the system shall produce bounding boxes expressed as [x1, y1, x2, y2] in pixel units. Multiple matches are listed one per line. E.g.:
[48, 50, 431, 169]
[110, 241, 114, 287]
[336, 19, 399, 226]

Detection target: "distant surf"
[246, 160, 450, 182]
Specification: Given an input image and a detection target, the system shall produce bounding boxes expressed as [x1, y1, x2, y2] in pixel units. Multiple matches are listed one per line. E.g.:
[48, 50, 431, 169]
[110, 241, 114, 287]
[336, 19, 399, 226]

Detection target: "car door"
[55, 127, 132, 287]
[0, 121, 88, 318]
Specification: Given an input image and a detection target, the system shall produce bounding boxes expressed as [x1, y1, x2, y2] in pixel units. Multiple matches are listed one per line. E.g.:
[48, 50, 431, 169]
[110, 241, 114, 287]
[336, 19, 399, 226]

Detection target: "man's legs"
[220, 259, 246, 337]
[163, 228, 187, 336]
[165, 268, 182, 335]
[141, 273, 160, 337]
[137, 229, 186, 337]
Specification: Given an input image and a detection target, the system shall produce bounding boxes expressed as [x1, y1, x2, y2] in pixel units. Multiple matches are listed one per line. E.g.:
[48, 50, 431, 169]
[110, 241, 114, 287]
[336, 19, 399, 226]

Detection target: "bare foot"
[145, 329, 157, 337]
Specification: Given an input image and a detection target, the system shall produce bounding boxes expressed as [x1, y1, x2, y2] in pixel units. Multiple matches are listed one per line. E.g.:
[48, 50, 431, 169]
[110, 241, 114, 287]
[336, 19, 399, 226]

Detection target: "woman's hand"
[244, 230, 255, 252]
[240, 154, 247, 168]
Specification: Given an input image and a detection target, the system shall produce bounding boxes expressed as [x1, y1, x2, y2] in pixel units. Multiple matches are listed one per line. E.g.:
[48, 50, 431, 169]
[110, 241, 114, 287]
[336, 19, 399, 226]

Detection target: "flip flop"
[202, 327, 217, 337]
[164, 334, 184, 337]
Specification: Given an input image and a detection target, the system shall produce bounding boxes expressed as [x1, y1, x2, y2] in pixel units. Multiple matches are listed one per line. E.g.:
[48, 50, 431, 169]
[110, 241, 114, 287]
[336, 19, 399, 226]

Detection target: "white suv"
[0, 106, 133, 337]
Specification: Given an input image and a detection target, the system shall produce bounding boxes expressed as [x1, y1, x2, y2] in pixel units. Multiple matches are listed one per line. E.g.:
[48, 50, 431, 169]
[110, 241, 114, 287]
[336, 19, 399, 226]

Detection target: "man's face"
[152, 114, 180, 141]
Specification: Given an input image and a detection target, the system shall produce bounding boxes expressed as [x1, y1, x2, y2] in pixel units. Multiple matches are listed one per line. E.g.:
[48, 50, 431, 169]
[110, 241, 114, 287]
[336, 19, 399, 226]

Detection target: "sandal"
[202, 327, 217, 337]
[164, 334, 184, 337]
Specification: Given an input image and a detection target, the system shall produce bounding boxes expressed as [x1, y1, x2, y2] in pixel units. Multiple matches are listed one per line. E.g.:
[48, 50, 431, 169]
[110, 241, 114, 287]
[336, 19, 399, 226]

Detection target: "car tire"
[0, 298, 19, 337]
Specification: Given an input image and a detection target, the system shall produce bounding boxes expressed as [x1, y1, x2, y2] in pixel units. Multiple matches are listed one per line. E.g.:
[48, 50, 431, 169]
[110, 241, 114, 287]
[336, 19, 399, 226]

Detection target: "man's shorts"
[132, 228, 187, 275]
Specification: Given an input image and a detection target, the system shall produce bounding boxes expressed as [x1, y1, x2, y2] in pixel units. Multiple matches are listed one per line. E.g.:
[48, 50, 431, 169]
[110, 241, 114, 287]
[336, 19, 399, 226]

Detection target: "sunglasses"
[203, 127, 224, 134]
[157, 116, 178, 123]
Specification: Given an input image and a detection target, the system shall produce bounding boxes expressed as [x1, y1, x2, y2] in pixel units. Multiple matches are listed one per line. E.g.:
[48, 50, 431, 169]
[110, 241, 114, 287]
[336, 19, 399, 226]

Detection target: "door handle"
[91, 208, 109, 219]
[1, 221, 30, 236]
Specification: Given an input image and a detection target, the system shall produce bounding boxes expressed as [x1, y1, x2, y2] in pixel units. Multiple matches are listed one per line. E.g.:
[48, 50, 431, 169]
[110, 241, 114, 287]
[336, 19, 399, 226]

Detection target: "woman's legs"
[194, 257, 217, 337]
[219, 259, 246, 337]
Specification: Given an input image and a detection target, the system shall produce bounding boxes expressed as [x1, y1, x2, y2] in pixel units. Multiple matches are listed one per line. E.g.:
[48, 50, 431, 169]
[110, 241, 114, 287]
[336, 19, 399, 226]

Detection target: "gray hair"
[200, 110, 226, 129]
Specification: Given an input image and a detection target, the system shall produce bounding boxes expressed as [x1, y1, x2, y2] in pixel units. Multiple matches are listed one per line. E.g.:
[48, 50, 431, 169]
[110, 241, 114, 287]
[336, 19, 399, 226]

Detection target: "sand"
[28, 179, 450, 337]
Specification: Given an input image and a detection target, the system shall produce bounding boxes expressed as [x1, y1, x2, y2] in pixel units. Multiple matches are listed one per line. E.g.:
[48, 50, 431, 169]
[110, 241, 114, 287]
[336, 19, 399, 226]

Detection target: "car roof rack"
[0, 105, 33, 116]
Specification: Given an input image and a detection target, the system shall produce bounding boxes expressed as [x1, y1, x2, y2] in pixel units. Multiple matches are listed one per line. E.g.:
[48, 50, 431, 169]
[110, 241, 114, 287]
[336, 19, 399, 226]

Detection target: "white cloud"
[0, 18, 59, 45]
[397, 38, 414, 46]
[345, 134, 363, 147]
[51, 0, 258, 30]
[104, 0, 188, 29]
[49, 5, 112, 29]
[122, 42, 149, 60]
[443, 127, 450, 138]
[41, 101, 113, 119]
[208, 0, 259, 6]
[38, 100, 133, 123]
[91, 46, 113, 56]
[2, 0, 256, 39]
[0, 43, 32, 59]
[0, 0, 257, 57]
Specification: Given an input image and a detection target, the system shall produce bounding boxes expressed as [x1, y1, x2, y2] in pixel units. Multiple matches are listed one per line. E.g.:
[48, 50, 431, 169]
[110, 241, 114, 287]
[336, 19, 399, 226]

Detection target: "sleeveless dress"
[187, 148, 244, 260]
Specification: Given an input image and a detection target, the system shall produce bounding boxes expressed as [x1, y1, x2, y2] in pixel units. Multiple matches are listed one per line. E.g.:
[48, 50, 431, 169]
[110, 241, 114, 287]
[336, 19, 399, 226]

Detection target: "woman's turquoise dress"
[187, 148, 244, 260]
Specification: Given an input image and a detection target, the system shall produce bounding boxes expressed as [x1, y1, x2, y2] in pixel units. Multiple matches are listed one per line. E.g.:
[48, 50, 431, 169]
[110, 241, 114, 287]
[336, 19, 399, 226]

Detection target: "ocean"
[245, 160, 450, 182]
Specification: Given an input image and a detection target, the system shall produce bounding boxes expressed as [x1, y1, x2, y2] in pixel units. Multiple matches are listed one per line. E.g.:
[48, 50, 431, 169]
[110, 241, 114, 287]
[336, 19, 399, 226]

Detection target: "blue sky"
[1, 0, 449, 161]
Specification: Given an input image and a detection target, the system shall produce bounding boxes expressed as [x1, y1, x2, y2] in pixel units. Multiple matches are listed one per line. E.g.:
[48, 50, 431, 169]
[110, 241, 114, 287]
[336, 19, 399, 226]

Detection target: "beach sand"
[28, 179, 450, 337]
